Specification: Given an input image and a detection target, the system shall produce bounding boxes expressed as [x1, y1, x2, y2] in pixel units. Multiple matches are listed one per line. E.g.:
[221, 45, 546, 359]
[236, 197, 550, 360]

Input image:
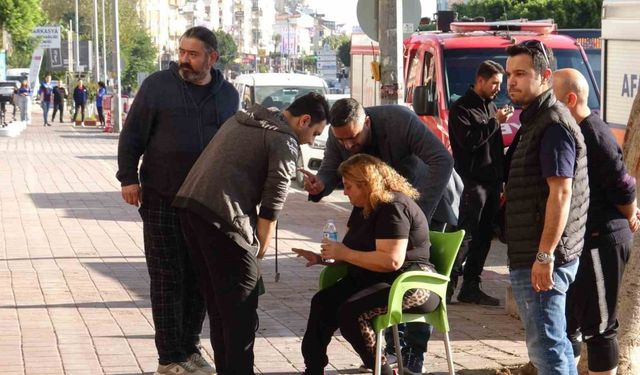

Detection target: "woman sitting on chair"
[294, 154, 441, 375]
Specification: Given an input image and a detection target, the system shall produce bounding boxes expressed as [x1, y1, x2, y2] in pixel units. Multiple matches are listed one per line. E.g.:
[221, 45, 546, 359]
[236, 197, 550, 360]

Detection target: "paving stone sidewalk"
[0, 110, 529, 375]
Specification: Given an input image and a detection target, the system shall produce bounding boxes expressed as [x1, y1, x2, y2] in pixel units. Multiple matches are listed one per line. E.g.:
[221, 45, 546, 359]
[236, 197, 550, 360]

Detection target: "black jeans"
[51, 102, 64, 122]
[73, 103, 85, 122]
[97, 105, 105, 125]
[180, 211, 259, 375]
[138, 191, 206, 364]
[451, 180, 501, 282]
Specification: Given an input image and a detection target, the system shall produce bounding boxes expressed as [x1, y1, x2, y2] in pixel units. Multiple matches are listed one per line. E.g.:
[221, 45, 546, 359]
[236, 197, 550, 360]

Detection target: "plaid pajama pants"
[139, 190, 206, 364]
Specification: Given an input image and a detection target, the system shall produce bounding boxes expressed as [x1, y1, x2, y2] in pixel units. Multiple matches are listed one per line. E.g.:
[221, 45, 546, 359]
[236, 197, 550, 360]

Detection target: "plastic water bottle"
[322, 219, 338, 263]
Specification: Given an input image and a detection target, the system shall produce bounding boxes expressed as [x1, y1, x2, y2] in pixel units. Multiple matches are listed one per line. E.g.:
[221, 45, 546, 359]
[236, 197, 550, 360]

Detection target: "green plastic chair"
[318, 230, 464, 375]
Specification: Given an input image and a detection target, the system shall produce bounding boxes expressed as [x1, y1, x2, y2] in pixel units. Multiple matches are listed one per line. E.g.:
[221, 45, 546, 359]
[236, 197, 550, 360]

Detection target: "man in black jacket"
[448, 60, 512, 305]
[553, 68, 639, 375]
[505, 41, 589, 375]
[117, 26, 238, 375]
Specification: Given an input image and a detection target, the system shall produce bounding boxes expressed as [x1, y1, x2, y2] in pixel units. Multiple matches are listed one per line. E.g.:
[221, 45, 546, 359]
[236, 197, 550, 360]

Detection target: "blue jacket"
[73, 86, 88, 104]
[116, 62, 239, 198]
[96, 87, 107, 107]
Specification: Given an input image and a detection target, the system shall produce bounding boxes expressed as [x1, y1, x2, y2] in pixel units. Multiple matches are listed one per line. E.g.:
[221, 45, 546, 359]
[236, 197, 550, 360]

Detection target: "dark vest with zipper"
[505, 90, 589, 269]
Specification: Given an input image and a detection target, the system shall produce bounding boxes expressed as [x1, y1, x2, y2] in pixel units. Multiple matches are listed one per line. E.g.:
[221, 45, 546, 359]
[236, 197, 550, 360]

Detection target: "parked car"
[0, 81, 18, 103]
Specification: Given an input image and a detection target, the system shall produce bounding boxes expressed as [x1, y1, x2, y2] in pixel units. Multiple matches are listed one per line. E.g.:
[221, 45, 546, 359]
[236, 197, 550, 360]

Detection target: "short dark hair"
[506, 40, 555, 75]
[329, 98, 365, 128]
[180, 26, 218, 54]
[476, 60, 505, 80]
[98, 81, 106, 88]
[286, 92, 330, 125]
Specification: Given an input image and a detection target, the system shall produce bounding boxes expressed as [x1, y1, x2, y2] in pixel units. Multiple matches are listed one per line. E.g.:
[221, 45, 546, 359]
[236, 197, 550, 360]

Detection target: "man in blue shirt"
[505, 40, 589, 375]
[38, 74, 53, 126]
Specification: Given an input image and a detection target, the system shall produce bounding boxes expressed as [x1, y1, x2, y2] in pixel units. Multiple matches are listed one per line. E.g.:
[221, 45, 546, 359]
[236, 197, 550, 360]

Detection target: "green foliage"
[322, 34, 349, 50]
[0, 0, 46, 67]
[214, 29, 238, 69]
[452, 0, 603, 28]
[122, 30, 156, 88]
[338, 40, 351, 67]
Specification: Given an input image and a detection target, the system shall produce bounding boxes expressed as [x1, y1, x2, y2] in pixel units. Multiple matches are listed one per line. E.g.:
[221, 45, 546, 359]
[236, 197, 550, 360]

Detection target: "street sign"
[32, 27, 61, 49]
[356, 0, 421, 41]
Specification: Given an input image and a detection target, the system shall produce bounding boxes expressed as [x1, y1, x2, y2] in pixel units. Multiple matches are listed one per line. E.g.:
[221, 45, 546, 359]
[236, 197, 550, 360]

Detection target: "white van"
[233, 73, 328, 110]
[233, 73, 330, 185]
[601, 0, 640, 144]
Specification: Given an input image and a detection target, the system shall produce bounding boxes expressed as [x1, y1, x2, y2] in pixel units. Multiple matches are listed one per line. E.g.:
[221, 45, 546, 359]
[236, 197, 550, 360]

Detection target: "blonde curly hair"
[338, 154, 419, 217]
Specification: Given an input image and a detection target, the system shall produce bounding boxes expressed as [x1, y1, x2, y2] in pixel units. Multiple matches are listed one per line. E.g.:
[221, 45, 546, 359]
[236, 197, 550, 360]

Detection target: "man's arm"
[450, 106, 502, 151]
[404, 112, 454, 218]
[256, 217, 277, 259]
[307, 131, 344, 202]
[539, 176, 573, 252]
[116, 80, 155, 205]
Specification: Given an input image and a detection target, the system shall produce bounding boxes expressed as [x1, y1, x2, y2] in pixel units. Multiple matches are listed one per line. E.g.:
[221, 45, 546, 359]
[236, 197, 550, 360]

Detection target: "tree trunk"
[618, 91, 640, 374]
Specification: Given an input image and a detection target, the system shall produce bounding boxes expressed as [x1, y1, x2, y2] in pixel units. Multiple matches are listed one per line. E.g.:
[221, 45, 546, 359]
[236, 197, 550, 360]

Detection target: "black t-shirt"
[186, 80, 214, 106]
[342, 192, 432, 285]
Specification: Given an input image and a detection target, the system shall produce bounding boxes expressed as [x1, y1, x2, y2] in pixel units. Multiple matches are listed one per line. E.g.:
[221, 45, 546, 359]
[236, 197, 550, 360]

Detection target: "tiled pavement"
[0, 109, 529, 374]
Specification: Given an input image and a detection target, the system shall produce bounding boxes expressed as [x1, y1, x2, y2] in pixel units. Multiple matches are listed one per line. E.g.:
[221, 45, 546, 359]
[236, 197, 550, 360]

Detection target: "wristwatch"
[535, 251, 555, 264]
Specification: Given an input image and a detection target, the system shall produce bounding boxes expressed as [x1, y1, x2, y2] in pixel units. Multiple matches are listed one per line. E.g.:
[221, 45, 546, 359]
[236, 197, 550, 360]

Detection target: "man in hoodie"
[173, 92, 330, 375]
[117, 26, 238, 375]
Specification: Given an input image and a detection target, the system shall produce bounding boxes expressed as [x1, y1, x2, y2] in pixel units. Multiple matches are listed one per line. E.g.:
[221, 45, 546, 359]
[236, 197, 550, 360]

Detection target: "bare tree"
[619, 91, 640, 374]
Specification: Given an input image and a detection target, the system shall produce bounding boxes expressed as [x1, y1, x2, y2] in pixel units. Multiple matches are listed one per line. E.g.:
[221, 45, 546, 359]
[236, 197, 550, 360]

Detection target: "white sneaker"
[188, 353, 215, 374]
[154, 361, 206, 375]
[80, 122, 85, 127]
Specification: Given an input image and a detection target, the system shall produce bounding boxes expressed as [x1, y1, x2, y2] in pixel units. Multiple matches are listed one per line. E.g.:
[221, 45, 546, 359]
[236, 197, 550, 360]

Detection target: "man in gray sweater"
[172, 92, 330, 375]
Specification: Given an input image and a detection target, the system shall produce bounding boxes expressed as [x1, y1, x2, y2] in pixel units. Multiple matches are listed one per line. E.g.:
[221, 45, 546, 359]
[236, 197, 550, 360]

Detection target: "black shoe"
[446, 276, 458, 304]
[457, 280, 499, 306]
[401, 347, 424, 375]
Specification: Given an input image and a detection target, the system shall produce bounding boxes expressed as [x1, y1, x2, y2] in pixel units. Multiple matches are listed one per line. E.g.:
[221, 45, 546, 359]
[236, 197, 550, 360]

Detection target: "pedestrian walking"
[447, 60, 512, 306]
[504, 40, 589, 375]
[38, 74, 53, 126]
[73, 79, 88, 126]
[96, 81, 107, 127]
[16, 80, 31, 122]
[52, 84, 67, 123]
[117, 26, 239, 375]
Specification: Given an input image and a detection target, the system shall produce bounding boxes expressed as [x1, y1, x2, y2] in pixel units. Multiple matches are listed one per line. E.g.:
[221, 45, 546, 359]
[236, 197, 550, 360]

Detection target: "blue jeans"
[510, 260, 579, 375]
[42, 101, 50, 124]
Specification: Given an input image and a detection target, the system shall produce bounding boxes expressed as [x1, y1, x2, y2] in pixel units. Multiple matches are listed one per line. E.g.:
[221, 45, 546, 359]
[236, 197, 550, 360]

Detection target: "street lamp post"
[101, 0, 108, 83]
[112, 0, 123, 132]
[93, 0, 100, 81]
[75, 0, 80, 73]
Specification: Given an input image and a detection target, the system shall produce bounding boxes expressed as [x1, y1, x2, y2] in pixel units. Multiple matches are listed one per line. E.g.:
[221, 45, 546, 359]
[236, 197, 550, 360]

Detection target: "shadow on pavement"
[28, 191, 139, 222]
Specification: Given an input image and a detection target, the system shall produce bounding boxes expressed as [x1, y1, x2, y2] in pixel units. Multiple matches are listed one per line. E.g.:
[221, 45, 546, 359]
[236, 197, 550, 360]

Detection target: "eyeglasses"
[520, 40, 550, 68]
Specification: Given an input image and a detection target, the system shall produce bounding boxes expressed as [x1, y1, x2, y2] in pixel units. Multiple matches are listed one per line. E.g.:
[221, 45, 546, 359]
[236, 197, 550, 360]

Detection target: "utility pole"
[378, 0, 404, 105]
[112, 0, 123, 132]
[101, 0, 107, 83]
[75, 0, 81, 73]
[93, 0, 100, 82]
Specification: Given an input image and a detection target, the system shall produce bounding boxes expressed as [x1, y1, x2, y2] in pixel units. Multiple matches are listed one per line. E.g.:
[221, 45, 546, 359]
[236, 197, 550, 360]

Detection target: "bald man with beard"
[553, 68, 640, 375]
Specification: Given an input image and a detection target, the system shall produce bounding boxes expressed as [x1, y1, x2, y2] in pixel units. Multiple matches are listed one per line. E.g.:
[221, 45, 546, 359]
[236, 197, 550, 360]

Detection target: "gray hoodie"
[173, 104, 299, 253]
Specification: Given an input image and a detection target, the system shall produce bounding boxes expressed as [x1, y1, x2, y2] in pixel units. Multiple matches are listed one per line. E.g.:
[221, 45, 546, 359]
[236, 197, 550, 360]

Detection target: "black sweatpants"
[179, 211, 259, 375]
[301, 272, 440, 374]
[566, 237, 632, 372]
[51, 102, 64, 122]
[97, 105, 105, 125]
[451, 180, 500, 282]
[138, 191, 206, 364]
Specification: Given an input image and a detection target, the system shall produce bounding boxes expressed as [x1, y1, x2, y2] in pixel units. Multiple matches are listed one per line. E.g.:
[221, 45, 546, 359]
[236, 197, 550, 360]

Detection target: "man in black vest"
[448, 60, 512, 306]
[553, 68, 639, 375]
[504, 41, 589, 375]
